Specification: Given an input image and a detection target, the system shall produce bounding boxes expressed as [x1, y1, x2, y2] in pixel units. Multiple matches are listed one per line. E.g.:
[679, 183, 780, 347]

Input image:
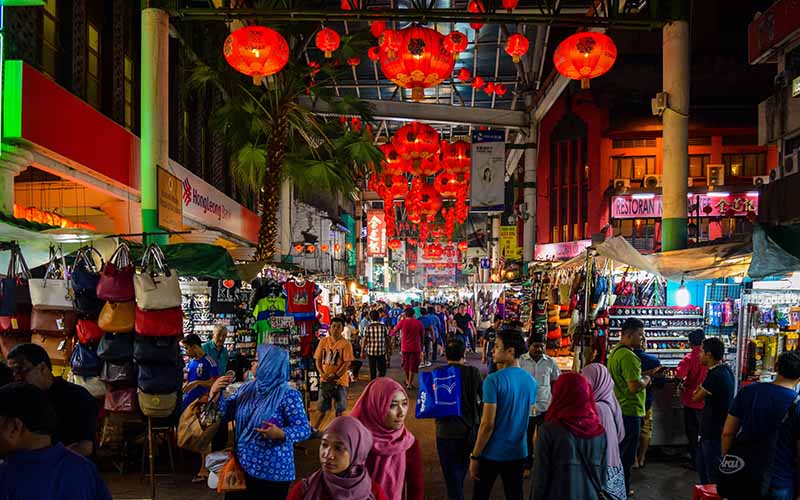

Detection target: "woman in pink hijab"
[350, 378, 424, 500]
[286, 416, 388, 500]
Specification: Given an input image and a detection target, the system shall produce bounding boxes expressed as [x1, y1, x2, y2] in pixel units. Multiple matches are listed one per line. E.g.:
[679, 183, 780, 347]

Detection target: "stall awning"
[127, 243, 239, 280]
[558, 236, 661, 276]
[748, 224, 800, 279]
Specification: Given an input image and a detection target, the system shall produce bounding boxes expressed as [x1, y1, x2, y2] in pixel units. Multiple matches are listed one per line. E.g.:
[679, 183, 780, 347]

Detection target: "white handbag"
[29, 245, 74, 311]
[134, 244, 181, 310]
[68, 373, 107, 399]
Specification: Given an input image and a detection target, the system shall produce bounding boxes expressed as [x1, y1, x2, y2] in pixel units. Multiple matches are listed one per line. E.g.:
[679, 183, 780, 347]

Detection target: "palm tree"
[178, 9, 383, 261]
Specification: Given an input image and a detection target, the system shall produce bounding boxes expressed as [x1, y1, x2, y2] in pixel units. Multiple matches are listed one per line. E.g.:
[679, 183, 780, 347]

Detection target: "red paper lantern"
[294, 243, 304, 253]
[457, 68, 472, 82]
[505, 34, 529, 63]
[392, 122, 441, 168]
[443, 32, 469, 59]
[347, 56, 361, 67]
[458, 241, 468, 252]
[223, 26, 290, 85]
[316, 28, 341, 58]
[334, 243, 342, 252]
[321, 244, 330, 252]
[484, 82, 496, 95]
[419, 184, 443, 218]
[379, 143, 408, 176]
[350, 117, 362, 132]
[407, 212, 422, 224]
[467, 0, 485, 30]
[553, 32, 617, 89]
[495, 83, 508, 96]
[442, 140, 471, 173]
[502, 0, 518, 11]
[434, 171, 466, 197]
[381, 174, 409, 199]
[388, 239, 402, 251]
[471, 76, 485, 89]
[408, 262, 418, 271]
[370, 21, 386, 38]
[413, 154, 442, 177]
[378, 25, 456, 102]
[368, 46, 381, 62]
[306, 244, 316, 253]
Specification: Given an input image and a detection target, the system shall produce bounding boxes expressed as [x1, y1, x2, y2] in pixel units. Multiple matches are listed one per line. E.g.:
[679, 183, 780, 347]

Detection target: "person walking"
[607, 318, 650, 496]
[312, 317, 355, 432]
[286, 416, 388, 500]
[203, 324, 230, 375]
[583, 363, 628, 500]
[692, 337, 734, 485]
[435, 340, 483, 500]
[362, 310, 390, 380]
[351, 378, 424, 500]
[482, 315, 502, 374]
[209, 344, 311, 499]
[721, 351, 800, 500]
[419, 308, 435, 367]
[532, 372, 608, 500]
[469, 330, 538, 500]
[393, 308, 424, 390]
[676, 329, 707, 469]
[519, 331, 561, 473]
[454, 304, 476, 353]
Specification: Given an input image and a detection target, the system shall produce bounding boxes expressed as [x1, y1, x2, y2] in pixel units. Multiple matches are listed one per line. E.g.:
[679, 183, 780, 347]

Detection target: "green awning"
[127, 243, 240, 280]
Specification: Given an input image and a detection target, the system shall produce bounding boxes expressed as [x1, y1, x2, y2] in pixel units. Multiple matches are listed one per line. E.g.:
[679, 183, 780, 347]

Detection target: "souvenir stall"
[474, 283, 507, 329]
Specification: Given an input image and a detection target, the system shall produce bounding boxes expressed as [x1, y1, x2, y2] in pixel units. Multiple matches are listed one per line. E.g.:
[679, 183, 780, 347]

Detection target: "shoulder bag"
[415, 364, 462, 419]
[178, 394, 223, 454]
[96, 243, 135, 302]
[138, 390, 178, 418]
[97, 332, 134, 362]
[134, 244, 181, 310]
[137, 363, 182, 394]
[29, 245, 74, 311]
[133, 336, 180, 365]
[68, 373, 107, 399]
[98, 301, 135, 333]
[70, 342, 102, 378]
[72, 247, 105, 318]
[31, 307, 77, 336]
[574, 432, 617, 500]
[134, 306, 183, 337]
[31, 333, 73, 366]
[0, 245, 32, 315]
[76, 319, 104, 345]
[104, 387, 138, 413]
[100, 360, 137, 385]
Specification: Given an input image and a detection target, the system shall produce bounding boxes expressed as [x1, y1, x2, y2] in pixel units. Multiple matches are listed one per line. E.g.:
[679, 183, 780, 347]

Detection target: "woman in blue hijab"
[210, 344, 311, 499]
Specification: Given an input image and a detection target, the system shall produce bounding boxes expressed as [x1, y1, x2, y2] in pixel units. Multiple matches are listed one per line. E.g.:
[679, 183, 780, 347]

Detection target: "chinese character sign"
[366, 209, 387, 257]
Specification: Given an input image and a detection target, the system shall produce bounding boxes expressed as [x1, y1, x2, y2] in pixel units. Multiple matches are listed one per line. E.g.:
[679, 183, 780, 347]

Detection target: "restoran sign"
[534, 240, 592, 261]
[611, 194, 759, 219]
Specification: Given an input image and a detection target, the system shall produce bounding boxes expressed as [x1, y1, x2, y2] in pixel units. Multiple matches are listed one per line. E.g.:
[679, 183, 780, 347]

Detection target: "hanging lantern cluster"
[553, 32, 617, 89]
[223, 26, 290, 85]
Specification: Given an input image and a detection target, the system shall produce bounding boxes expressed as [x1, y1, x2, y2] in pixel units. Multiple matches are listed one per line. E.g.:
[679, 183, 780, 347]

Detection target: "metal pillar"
[140, 7, 169, 245]
[279, 179, 292, 260]
[661, 19, 690, 251]
[490, 214, 501, 267]
[522, 122, 538, 263]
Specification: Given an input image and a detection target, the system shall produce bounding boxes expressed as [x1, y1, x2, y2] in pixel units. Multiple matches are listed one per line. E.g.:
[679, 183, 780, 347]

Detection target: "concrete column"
[661, 19, 690, 251]
[279, 178, 292, 260]
[140, 7, 169, 245]
[522, 122, 538, 263]
[0, 146, 33, 216]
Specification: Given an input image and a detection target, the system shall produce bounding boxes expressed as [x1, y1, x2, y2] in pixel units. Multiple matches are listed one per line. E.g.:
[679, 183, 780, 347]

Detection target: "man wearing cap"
[0, 382, 112, 499]
[519, 331, 561, 473]
[676, 329, 708, 469]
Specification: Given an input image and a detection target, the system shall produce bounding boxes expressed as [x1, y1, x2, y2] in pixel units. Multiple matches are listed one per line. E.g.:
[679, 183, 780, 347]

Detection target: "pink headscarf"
[303, 416, 376, 500]
[350, 378, 416, 500]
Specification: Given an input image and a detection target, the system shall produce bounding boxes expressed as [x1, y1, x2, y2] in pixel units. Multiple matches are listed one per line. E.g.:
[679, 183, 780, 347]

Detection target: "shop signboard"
[418, 247, 460, 265]
[426, 266, 456, 286]
[748, 0, 800, 64]
[470, 130, 505, 212]
[499, 225, 522, 260]
[157, 166, 183, 232]
[365, 209, 387, 257]
[534, 239, 592, 261]
[611, 193, 759, 220]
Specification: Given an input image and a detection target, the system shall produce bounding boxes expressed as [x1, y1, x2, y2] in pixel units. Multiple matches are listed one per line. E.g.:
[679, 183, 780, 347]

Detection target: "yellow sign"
[499, 225, 522, 260]
[157, 166, 183, 232]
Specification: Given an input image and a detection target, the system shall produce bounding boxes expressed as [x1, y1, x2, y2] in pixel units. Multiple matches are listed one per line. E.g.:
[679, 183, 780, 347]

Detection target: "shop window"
[612, 138, 656, 149]
[722, 152, 766, 177]
[688, 137, 712, 146]
[689, 154, 710, 178]
[613, 156, 656, 180]
[722, 135, 758, 146]
[41, 0, 59, 78]
[87, 23, 101, 109]
[551, 225, 559, 244]
[124, 56, 134, 129]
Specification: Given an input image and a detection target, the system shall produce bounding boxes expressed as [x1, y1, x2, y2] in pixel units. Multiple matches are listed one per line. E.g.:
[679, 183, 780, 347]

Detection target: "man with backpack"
[719, 351, 800, 500]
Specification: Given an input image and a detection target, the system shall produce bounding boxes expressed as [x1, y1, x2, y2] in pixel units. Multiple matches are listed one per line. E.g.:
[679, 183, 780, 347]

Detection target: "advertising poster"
[470, 130, 506, 212]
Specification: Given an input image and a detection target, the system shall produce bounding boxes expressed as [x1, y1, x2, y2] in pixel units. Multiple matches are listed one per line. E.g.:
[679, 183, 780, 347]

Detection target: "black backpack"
[717, 394, 800, 499]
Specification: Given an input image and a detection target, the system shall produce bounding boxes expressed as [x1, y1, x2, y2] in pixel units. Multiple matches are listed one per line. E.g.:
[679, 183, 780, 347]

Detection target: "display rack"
[704, 281, 742, 377]
[608, 305, 704, 366]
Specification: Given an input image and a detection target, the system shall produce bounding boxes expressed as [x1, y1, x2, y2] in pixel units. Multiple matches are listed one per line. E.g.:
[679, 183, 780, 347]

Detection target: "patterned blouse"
[219, 387, 311, 482]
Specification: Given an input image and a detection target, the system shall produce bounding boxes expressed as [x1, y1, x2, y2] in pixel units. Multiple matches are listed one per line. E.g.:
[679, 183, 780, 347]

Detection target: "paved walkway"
[106, 351, 697, 500]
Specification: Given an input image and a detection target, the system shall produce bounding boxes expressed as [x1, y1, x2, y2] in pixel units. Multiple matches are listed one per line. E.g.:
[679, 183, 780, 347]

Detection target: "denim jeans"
[696, 438, 722, 485]
[472, 457, 525, 500]
[437, 437, 470, 500]
[768, 488, 795, 500]
[620, 415, 642, 493]
[367, 355, 386, 380]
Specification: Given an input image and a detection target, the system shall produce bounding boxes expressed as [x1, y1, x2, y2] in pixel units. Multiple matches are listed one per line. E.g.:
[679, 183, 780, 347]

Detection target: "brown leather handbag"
[31, 307, 77, 336]
[0, 333, 31, 358]
[98, 301, 135, 333]
[31, 333, 73, 366]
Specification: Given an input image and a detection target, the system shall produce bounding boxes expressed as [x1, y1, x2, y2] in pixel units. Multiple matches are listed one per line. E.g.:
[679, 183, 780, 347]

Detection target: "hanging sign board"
[470, 130, 506, 212]
[365, 209, 387, 257]
[611, 193, 759, 219]
[157, 166, 183, 232]
[499, 225, 522, 260]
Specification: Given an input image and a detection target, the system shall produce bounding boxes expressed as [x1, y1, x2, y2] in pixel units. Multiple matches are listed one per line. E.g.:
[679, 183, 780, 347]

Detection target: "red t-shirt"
[396, 318, 424, 353]
[284, 280, 317, 317]
[286, 478, 389, 500]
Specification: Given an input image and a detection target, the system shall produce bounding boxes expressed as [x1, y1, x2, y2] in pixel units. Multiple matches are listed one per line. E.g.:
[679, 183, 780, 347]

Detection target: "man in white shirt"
[519, 331, 561, 472]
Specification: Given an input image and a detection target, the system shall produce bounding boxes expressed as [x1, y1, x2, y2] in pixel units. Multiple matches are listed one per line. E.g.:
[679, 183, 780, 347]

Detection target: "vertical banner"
[499, 225, 522, 260]
[365, 209, 387, 257]
[470, 130, 506, 212]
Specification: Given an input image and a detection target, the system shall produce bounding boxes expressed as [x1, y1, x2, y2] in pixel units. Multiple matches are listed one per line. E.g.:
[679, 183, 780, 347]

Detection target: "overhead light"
[631, 193, 655, 200]
[707, 192, 730, 198]
[675, 277, 691, 307]
[746, 191, 760, 197]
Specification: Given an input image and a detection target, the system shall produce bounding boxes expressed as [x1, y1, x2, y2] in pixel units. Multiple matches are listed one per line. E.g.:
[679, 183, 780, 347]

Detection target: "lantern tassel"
[581, 78, 590, 90]
[411, 87, 425, 101]
[253, 75, 263, 86]
[325, 50, 332, 58]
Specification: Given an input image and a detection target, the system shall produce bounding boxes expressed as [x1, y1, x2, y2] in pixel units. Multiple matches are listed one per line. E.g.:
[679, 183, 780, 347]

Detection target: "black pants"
[525, 413, 546, 469]
[683, 406, 701, 466]
[368, 355, 387, 380]
[225, 474, 290, 500]
[473, 458, 525, 500]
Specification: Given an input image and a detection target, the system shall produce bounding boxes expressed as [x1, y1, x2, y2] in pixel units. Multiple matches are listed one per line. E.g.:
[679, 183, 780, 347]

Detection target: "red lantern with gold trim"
[501, 0, 518, 12]
[378, 25, 456, 102]
[505, 34, 529, 63]
[379, 143, 407, 176]
[442, 140, 471, 173]
[381, 174, 409, 199]
[223, 26, 290, 85]
[316, 28, 341, 58]
[458, 241, 468, 252]
[467, 0, 485, 30]
[392, 122, 441, 169]
[388, 239, 402, 251]
[553, 32, 617, 89]
[471, 76, 485, 89]
[443, 32, 468, 59]
[419, 184, 443, 219]
[368, 46, 381, 62]
[457, 67, 472, 82]
[370, 21, 386, 38]
[495, 83, 508, 96]
[413, 154, 441, 177]
[484, 82, 496, 95]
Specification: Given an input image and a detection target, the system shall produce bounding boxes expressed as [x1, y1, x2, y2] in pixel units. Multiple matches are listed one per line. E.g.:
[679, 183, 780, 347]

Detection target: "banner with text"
[366, 209, 387, 257]
[470, 130, 505, 212]
[611, 193, 759, 219]
[499, 225, 522, 260]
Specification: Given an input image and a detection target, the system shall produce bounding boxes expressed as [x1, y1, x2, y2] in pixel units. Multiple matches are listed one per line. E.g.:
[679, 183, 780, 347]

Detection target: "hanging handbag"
[137, 363, 181, 394]
[98, 301, 135, 333]
[178, 395, 222, 454]
[31, 307, 77, 336]
[29, 245, 74, 310]
[100, 360, 136, 385]
[70, 342, 102, 377]
[133, 336, 180, 365]
[138, 390, 178, 418]
[31, 333, 73, 365]
[0, 333, 31, 358]
[134, 306, 183, 337]
[76, 319, 104, 345]
[0, 311, 31, 334]
[71, 246, 104, 294]
[0, 245, 32, 315]
[73, 291, 104, 319]
[135, 244, 181, 310]
[104, 387, 138, 412]
[96, 243, 135, 302]
[68, 373, 107, 399]
[97, 332, 134, 362]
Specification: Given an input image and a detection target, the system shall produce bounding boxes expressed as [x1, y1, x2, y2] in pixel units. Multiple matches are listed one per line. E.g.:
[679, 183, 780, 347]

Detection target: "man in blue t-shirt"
[420, 307, 438, 365]
[723, 351, 800, 499]
[469, 329, 537, 500]
[0, 383, 112, 500]
[182, 333, 219, 409]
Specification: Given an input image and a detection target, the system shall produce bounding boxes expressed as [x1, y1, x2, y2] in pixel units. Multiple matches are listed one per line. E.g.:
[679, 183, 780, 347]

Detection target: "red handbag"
[76, 319, 104, 345]
[135, 306, 183, 337]
[96, 244, 135, 302]
[0, 308, 31, 334]
[104, 387, 138, 413]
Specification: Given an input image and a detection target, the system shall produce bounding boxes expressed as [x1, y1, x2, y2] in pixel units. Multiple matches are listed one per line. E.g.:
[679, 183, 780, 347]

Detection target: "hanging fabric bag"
[134, 244, 181, 310]
[76, 319, 104, 345]
[134, 306, 183, 337]
[31, 333, 73, 366]
[96, 243, 135, 302]
[29, 245, 74, 311]
[72, 247, 105, 318]
[133, 336, 180, 365]
[70, 342, 102, 377]
[138, 390, 178, 418]
[98, 301, 135, 333]
[97, 332, 134, 362]
[0, 245, 32, 315]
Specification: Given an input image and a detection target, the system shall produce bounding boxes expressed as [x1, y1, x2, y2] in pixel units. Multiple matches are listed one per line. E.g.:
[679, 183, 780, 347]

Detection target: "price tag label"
[56, 318, 64, 331]
[10, 318, 18, 330]
[269, 316, 295, 329]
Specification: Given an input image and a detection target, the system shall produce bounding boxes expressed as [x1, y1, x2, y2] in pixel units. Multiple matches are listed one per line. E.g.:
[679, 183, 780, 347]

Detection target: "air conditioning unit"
[783, 151, 798, 177]
[613, 178, 631, 191]
[643, 174, 662, 188]
[769, 166, 783, 182]
[707, 164, 725, 189]
[753, 175, 771, 186]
